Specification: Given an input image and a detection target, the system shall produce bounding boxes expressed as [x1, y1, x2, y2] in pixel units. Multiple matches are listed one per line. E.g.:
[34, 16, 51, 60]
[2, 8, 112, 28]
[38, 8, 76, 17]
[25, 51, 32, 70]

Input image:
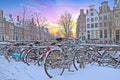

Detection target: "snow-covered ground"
[0, 56, 120, 80]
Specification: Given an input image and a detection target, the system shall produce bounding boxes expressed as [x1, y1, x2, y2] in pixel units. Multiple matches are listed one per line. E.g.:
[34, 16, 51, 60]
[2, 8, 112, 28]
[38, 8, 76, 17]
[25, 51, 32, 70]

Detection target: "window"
[91, 23, 94, 28]
[104, 29, 107, 38]
[87, 31, 90, 39]
[104, 22, 107, 27]
[83, 28, 85, 31]
[100, 30, 103, 38]
[80, 28, 82, 31]
[91, 18, 94, 22]
[115, 13, 119, 17]
[0, 18, 3, 21]
[90, 9, 93, 11]
[104, 15, 107, 20]
[87, 31, 90, 33]
[87, 24, 90, 28]
[109, 21, 112, 26]
[109, 15, 112, 19]
[116, 20, 120, 26]
[0, 27, 4, 34]
[87, 18, 90, 22]
[99, 16, 102, 20]
[0, 23, 3, 27]
[1, 35, 4, 41]
[95, 17, 98, 21]
[95, 23, 98, 28]
[91, 13, 94, 16]
[91, 30, 94, 39]
[9, 30, 13, 36]
[87, 34, 90, 39]
[9, 25, 14, 29]
[81, 28, 83, 31]
[116, 30, 120, 41]
[95, 30, 99, 38]
[110, 29, 112, 39]
[99, 23, 102, 27]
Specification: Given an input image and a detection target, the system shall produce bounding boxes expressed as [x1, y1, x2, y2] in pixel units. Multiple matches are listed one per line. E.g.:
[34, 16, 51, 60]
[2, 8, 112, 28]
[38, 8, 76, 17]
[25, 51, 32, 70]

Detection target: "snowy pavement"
[0, 56, 120, 80]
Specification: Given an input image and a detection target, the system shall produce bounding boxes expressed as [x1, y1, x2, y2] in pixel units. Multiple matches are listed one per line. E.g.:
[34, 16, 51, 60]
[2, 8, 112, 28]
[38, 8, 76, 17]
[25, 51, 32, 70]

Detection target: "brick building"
[0, 9, 54, 42]
[76, 9, 86, 41]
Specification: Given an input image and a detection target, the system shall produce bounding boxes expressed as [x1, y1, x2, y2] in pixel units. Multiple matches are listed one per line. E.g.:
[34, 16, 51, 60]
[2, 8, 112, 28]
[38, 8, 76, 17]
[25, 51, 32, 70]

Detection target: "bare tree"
[21, 5, 33, 41]
[58, 11, 74, 38]
[33, 12, 48, 40]
[22, 5, 27, 41]
[33, 12, 48, 27]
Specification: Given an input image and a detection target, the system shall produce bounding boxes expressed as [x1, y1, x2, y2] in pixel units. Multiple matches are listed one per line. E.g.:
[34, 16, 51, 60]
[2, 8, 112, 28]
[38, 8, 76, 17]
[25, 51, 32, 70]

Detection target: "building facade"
[76, 9, 86, 41]
[99, 1, 113, 43]
[113, 0, 120, 42]
[0, 9, 5, 41]
[86, 4, 99, 43]
[76, 0, 120, 43]
[0, 9, 54, 42]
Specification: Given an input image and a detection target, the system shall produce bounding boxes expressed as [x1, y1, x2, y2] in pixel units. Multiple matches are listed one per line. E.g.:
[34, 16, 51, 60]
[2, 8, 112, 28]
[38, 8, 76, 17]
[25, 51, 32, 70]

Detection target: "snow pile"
[0, 56, 120, 80]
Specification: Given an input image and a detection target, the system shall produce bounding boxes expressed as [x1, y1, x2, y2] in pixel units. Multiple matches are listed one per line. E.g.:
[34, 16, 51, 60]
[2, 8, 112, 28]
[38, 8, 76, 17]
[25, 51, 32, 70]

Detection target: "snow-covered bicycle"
[44, 44, 85, 78]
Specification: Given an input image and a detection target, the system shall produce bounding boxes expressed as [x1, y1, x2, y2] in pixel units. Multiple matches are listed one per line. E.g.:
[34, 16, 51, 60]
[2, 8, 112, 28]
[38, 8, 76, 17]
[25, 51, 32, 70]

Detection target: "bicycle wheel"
[20, 49, 26, 60]
[25, 49, 38, 65]
[73, 50, 86, 70]
[20, 49, 29, 63]
[5, 48, 14, 62]
[4, 51, 11, 62]
[37, 55, 44, 66]
[44, 50, 65, 78]
[37, 48, 45, 66]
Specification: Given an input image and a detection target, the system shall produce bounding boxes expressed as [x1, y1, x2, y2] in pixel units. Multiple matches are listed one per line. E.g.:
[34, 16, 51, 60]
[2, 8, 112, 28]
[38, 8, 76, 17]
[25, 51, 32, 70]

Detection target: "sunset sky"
[0, 0, 114, 36]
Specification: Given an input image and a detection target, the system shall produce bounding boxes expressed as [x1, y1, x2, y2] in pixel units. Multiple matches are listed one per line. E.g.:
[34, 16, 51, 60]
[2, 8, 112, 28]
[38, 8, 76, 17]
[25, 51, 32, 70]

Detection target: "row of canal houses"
[0, 9, 54, 42]
[76, 0, 120, 43]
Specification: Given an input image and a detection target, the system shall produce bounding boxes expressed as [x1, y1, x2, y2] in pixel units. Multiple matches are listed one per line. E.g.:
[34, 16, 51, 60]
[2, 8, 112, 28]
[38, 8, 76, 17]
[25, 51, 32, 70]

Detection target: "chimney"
[86, 9, 88, 14]
[9, 14, 12, 18]
[17, 16, 19, 21]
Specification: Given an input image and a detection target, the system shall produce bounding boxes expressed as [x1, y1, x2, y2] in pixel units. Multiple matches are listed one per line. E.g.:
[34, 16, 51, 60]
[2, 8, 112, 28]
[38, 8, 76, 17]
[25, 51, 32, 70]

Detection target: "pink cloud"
[21, 4, 41, 13]
[29, 0, 49, 8]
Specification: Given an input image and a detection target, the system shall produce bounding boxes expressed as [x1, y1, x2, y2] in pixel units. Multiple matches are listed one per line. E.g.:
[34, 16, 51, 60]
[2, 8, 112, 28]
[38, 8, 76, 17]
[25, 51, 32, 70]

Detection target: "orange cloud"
[47, 20, 76, 38]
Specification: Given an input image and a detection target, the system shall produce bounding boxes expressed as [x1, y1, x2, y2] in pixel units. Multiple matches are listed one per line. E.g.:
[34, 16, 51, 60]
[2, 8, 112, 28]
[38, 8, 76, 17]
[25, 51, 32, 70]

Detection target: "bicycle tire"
[37, 56, 44, 66]
[25, 48, 38, 65]
[20, 49, 27, 62]
[44, 50, 64, 78]
[73, 50, 86, 70]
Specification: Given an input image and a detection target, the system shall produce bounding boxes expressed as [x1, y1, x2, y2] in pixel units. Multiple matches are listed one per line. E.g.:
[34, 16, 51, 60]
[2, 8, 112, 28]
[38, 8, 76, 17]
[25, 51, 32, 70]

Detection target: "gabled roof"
[4, 15, 34, 27]
[4, 15, 20, 26]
